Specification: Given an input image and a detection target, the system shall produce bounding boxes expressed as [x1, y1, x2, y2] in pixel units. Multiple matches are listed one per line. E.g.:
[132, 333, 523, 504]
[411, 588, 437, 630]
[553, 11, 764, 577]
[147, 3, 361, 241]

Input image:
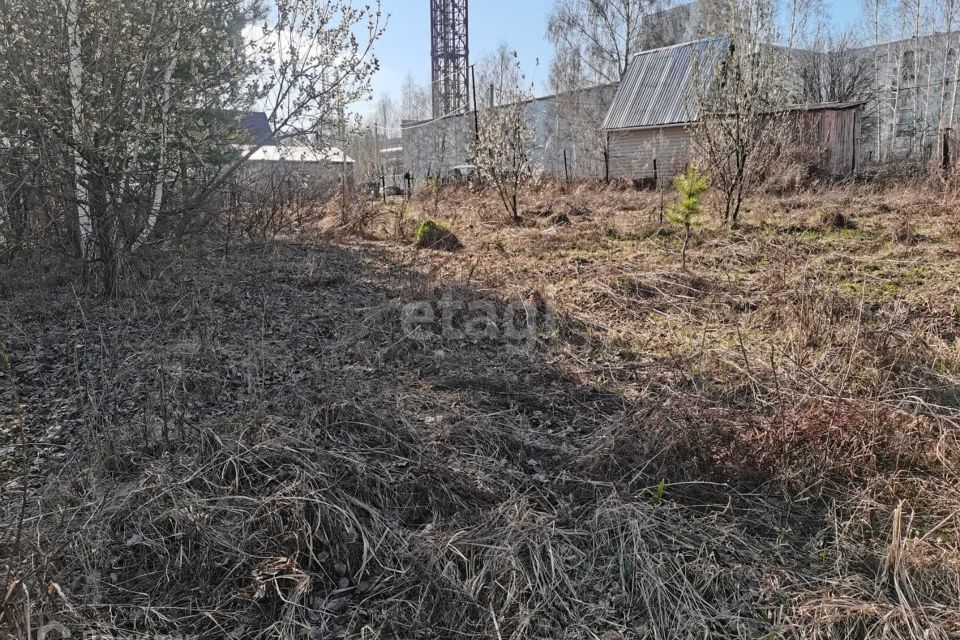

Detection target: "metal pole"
[943, 128, 951, 173]
[656, 159, 664, 224]
[340, 99, 347, 224]
[374, 123, 381, 176]
[603, 132, 610, 183]
[563, 149, 570, 183]
[471, 64, 480, 145]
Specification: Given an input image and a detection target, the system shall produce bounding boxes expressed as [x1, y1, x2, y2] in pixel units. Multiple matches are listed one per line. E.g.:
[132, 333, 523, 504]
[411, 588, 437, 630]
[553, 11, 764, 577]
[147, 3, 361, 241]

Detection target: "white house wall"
[607, 127, 694, 180]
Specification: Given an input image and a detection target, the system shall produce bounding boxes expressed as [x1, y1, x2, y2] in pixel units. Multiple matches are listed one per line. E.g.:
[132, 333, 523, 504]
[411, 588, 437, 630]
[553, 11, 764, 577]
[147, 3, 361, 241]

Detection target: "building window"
[902, 50, 916, 84]
[896, 107, 915, 138]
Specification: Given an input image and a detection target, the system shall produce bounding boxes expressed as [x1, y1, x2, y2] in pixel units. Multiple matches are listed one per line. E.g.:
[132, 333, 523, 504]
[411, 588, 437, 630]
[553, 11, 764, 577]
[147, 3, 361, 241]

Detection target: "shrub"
[891, 217, 918, 244]
[414, 220, 461, 251]
[818, 210, 856, 230]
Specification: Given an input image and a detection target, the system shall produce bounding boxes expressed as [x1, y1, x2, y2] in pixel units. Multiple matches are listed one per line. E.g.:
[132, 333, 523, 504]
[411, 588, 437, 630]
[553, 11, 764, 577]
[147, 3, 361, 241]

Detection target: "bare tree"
[546, 54, 616, 180]
[546, 0, 675, 87]
[782, 0, 825, 49]
[861, 0, 894, 161]
[400, 74, 432, 122]
[934, 0, 960, 129]
[691, 0, 786, 226]
[898, 0, 934, 157]
[346, 127, 382, 186]
[545, 0, 676, 182]
[375, 94, 399, 137]
[798, 29, 874, 104]
[347, 96, 401, 189]
[474, 43, 523, 107]
[474, 56, 536, 223]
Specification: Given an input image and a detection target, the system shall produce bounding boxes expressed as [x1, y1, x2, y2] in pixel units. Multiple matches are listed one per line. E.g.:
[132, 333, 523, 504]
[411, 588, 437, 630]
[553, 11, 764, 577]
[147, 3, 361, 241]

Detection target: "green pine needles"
[667, 166, 710, 270]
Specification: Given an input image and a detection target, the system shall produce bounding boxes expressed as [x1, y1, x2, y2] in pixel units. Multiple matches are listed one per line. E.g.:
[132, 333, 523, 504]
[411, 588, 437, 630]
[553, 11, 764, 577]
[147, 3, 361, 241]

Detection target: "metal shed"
[602, 37, 865, 180]
[774, 101, 866, 176]
[602, 37, 728, 181]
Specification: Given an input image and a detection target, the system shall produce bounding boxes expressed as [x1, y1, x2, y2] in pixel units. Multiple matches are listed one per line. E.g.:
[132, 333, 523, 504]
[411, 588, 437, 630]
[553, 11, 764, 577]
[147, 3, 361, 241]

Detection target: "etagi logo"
[400, 293, 554, 354]
[36, 622, 191, 639]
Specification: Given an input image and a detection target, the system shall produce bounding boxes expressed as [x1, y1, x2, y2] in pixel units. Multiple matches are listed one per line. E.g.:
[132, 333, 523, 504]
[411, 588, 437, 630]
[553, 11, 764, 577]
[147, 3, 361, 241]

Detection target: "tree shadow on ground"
[0, 238, 935, 639]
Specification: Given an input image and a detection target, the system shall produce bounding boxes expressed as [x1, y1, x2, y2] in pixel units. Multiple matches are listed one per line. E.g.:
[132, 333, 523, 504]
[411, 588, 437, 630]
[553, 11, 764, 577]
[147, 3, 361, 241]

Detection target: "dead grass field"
[2, 181, 960, 639]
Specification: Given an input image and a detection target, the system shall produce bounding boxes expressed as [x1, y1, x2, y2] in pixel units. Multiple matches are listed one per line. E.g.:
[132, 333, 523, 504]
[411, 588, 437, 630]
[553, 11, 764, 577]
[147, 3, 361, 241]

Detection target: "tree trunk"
[66, 0, 91, 258]
[681, 225, 689, 271]
[875, 48, 883, 161]
[951, 33, 960, 127]
[88, 166, 117, 295]
[133, 33, 179, 251]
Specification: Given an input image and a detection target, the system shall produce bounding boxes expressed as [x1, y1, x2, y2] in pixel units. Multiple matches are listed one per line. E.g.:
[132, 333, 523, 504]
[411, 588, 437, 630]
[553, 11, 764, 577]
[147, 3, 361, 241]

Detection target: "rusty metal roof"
[602, 36, 730, 131]
[772, 100, 868, 113]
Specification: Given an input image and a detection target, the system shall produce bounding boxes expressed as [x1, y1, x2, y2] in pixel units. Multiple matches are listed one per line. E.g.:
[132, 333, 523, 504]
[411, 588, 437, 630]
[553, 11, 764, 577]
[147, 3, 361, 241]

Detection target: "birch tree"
[475, 44, 524, 107]
[862, 0, 894, 160]
[934, 0, 960, 129]
[545, 0, 679, 183]
[65, 0, 91, 258]
[546, 0, 675, 87]
[782, 0, 824, 49]
[0, 0, 382, 293]
[400, 75, 432, 122]
[547, 51, 616, 180]
[899, 0, 931, 156]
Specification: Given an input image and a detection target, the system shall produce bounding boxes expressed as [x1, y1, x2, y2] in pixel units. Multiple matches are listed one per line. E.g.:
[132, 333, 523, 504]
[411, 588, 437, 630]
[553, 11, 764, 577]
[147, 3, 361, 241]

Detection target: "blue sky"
[367, 0, 555, 108]
[366, 0, 862, 108]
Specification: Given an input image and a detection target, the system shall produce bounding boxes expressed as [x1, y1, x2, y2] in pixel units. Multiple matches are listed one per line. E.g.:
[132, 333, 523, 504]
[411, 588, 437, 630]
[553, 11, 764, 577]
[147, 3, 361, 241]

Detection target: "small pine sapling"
[666, 166, 709, 270]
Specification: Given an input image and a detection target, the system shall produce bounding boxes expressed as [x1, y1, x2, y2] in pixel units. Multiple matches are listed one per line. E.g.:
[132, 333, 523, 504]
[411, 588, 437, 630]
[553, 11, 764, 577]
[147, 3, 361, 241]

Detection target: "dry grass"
[1, 180, 959, 638]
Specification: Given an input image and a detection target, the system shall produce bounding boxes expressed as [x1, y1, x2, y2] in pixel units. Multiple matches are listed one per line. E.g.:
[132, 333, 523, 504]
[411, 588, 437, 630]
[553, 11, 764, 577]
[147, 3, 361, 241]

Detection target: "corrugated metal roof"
[602, 36, 729, 131]
[772, 100, 868, 113]
[239, 145, 355, 164]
